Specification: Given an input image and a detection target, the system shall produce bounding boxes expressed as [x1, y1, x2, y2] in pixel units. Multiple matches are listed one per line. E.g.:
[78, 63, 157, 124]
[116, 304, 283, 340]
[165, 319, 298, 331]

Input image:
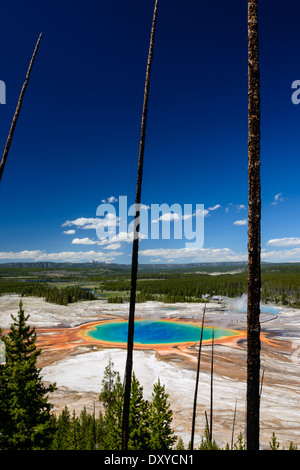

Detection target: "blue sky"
[0, 0, 300, 265]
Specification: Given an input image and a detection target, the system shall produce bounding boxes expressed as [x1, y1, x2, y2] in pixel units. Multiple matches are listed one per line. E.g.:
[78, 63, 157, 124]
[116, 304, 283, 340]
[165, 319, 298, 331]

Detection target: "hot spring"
[225, 294, 280, 315]
[88, 320, 237, 346]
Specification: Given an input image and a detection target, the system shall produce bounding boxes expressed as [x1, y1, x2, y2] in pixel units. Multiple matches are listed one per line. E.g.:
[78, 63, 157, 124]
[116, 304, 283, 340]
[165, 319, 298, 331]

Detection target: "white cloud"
[97, 232, 135, 246]
[153, 207, 211, 224]
[62, 214, 120, 231]
[225, 203, 233, 213]
[101, 196, 118, 204]
[195, 208, 210, 217]
[103, 232, 134, 244]
[266, 237, 300, 247]
[63, 229, 76, 235]
[225, 203, 247, 213]
[271, 193, 286, 206]
[182, 213, 193, 220]
[153, 212, 181, 223]
[208, 204, 221, 211]
[72, 238, 97, 245]
[262, 248, 300, 262]
[139, 247, 247, 263]
[99, 213, 119, 228]
[71, 231, 135, 247]
[233, 219, 247, 226]
[103, 243, 122, 250]
[139, 241, 300, 264]
[0, 250, 44, 260]
[62, 217, 101, 230]
[3, 241, 300, 265]
[0, 250, 121, 263]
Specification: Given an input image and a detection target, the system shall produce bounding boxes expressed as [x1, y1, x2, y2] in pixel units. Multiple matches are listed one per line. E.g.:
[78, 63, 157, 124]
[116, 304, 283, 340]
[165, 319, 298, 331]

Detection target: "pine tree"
[175, 437, 185, 450]
[269, 432, 280, 450]
[78, 406, 96, 450]
[148, 379, 176, 450]
[99, 360, 176, 450]
[69, 410, 82, 450]
[0, 301, 56, 450]
[51, 406, 73, 450]
[128, 373, 151, 450]
[99, 359, 124, 449]
[51, 406, 105, 450]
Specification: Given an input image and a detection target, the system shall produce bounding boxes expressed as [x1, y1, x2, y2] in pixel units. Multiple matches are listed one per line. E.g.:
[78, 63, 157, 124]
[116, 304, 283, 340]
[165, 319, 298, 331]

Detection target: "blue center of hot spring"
[88, 320, 235, 345]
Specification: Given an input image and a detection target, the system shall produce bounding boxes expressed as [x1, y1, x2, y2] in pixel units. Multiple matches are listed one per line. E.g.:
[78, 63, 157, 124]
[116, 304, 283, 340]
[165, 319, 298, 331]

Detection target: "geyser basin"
[88, 320, 237, 346]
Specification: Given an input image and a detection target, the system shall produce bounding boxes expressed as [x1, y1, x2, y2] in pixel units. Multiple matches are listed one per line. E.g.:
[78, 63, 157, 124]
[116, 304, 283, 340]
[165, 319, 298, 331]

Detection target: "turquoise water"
[88, 320, 236, 345]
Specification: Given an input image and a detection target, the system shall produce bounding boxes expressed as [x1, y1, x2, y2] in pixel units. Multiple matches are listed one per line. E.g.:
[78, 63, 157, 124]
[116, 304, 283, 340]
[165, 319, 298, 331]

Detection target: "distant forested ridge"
[0, 281, 96, 305]
[98, 266, 300, 307]
[0, 263, 299, 307]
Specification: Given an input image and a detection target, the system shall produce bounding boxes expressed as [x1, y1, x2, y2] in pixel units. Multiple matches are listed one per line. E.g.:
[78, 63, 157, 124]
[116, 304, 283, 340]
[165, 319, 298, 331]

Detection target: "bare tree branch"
[0, 33, 42, 183]
[121, 1, 159, 450]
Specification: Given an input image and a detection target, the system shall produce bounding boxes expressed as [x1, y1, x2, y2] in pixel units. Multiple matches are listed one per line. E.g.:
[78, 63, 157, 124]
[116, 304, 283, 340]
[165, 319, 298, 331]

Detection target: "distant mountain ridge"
[0, 261, 297, 271]
[0, 261, 249, 269]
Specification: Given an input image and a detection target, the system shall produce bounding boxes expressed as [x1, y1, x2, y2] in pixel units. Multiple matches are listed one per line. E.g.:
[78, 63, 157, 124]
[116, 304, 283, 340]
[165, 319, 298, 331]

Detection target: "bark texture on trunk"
[247, 0, 261, 451]
[121, 0, 159, 451]
[190, 304, 205, 450]
[0, 33, 42, 183]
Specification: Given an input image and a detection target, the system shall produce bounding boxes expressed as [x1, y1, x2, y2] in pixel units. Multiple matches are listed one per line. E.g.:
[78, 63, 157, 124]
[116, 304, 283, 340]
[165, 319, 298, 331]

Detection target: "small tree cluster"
[51, 406, 104, 450]
[22, 284, 96, 305]
[0, 302, 56, 450]
[0, 303, 177, 450]
[98, 358, 177, 450]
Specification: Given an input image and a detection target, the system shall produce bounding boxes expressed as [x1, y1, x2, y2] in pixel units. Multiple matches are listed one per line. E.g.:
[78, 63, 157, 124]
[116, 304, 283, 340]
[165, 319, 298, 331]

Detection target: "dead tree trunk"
[247, 0, 261, 451]
[190, 304, 206, 450]
[209, 329, 214, 443]
[121, 0, 159, 450]
[0, 33, 42, 183]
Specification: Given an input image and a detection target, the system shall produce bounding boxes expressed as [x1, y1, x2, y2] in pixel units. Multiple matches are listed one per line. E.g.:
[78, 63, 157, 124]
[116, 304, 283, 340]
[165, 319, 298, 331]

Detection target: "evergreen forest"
[0, 263, 299, 308]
